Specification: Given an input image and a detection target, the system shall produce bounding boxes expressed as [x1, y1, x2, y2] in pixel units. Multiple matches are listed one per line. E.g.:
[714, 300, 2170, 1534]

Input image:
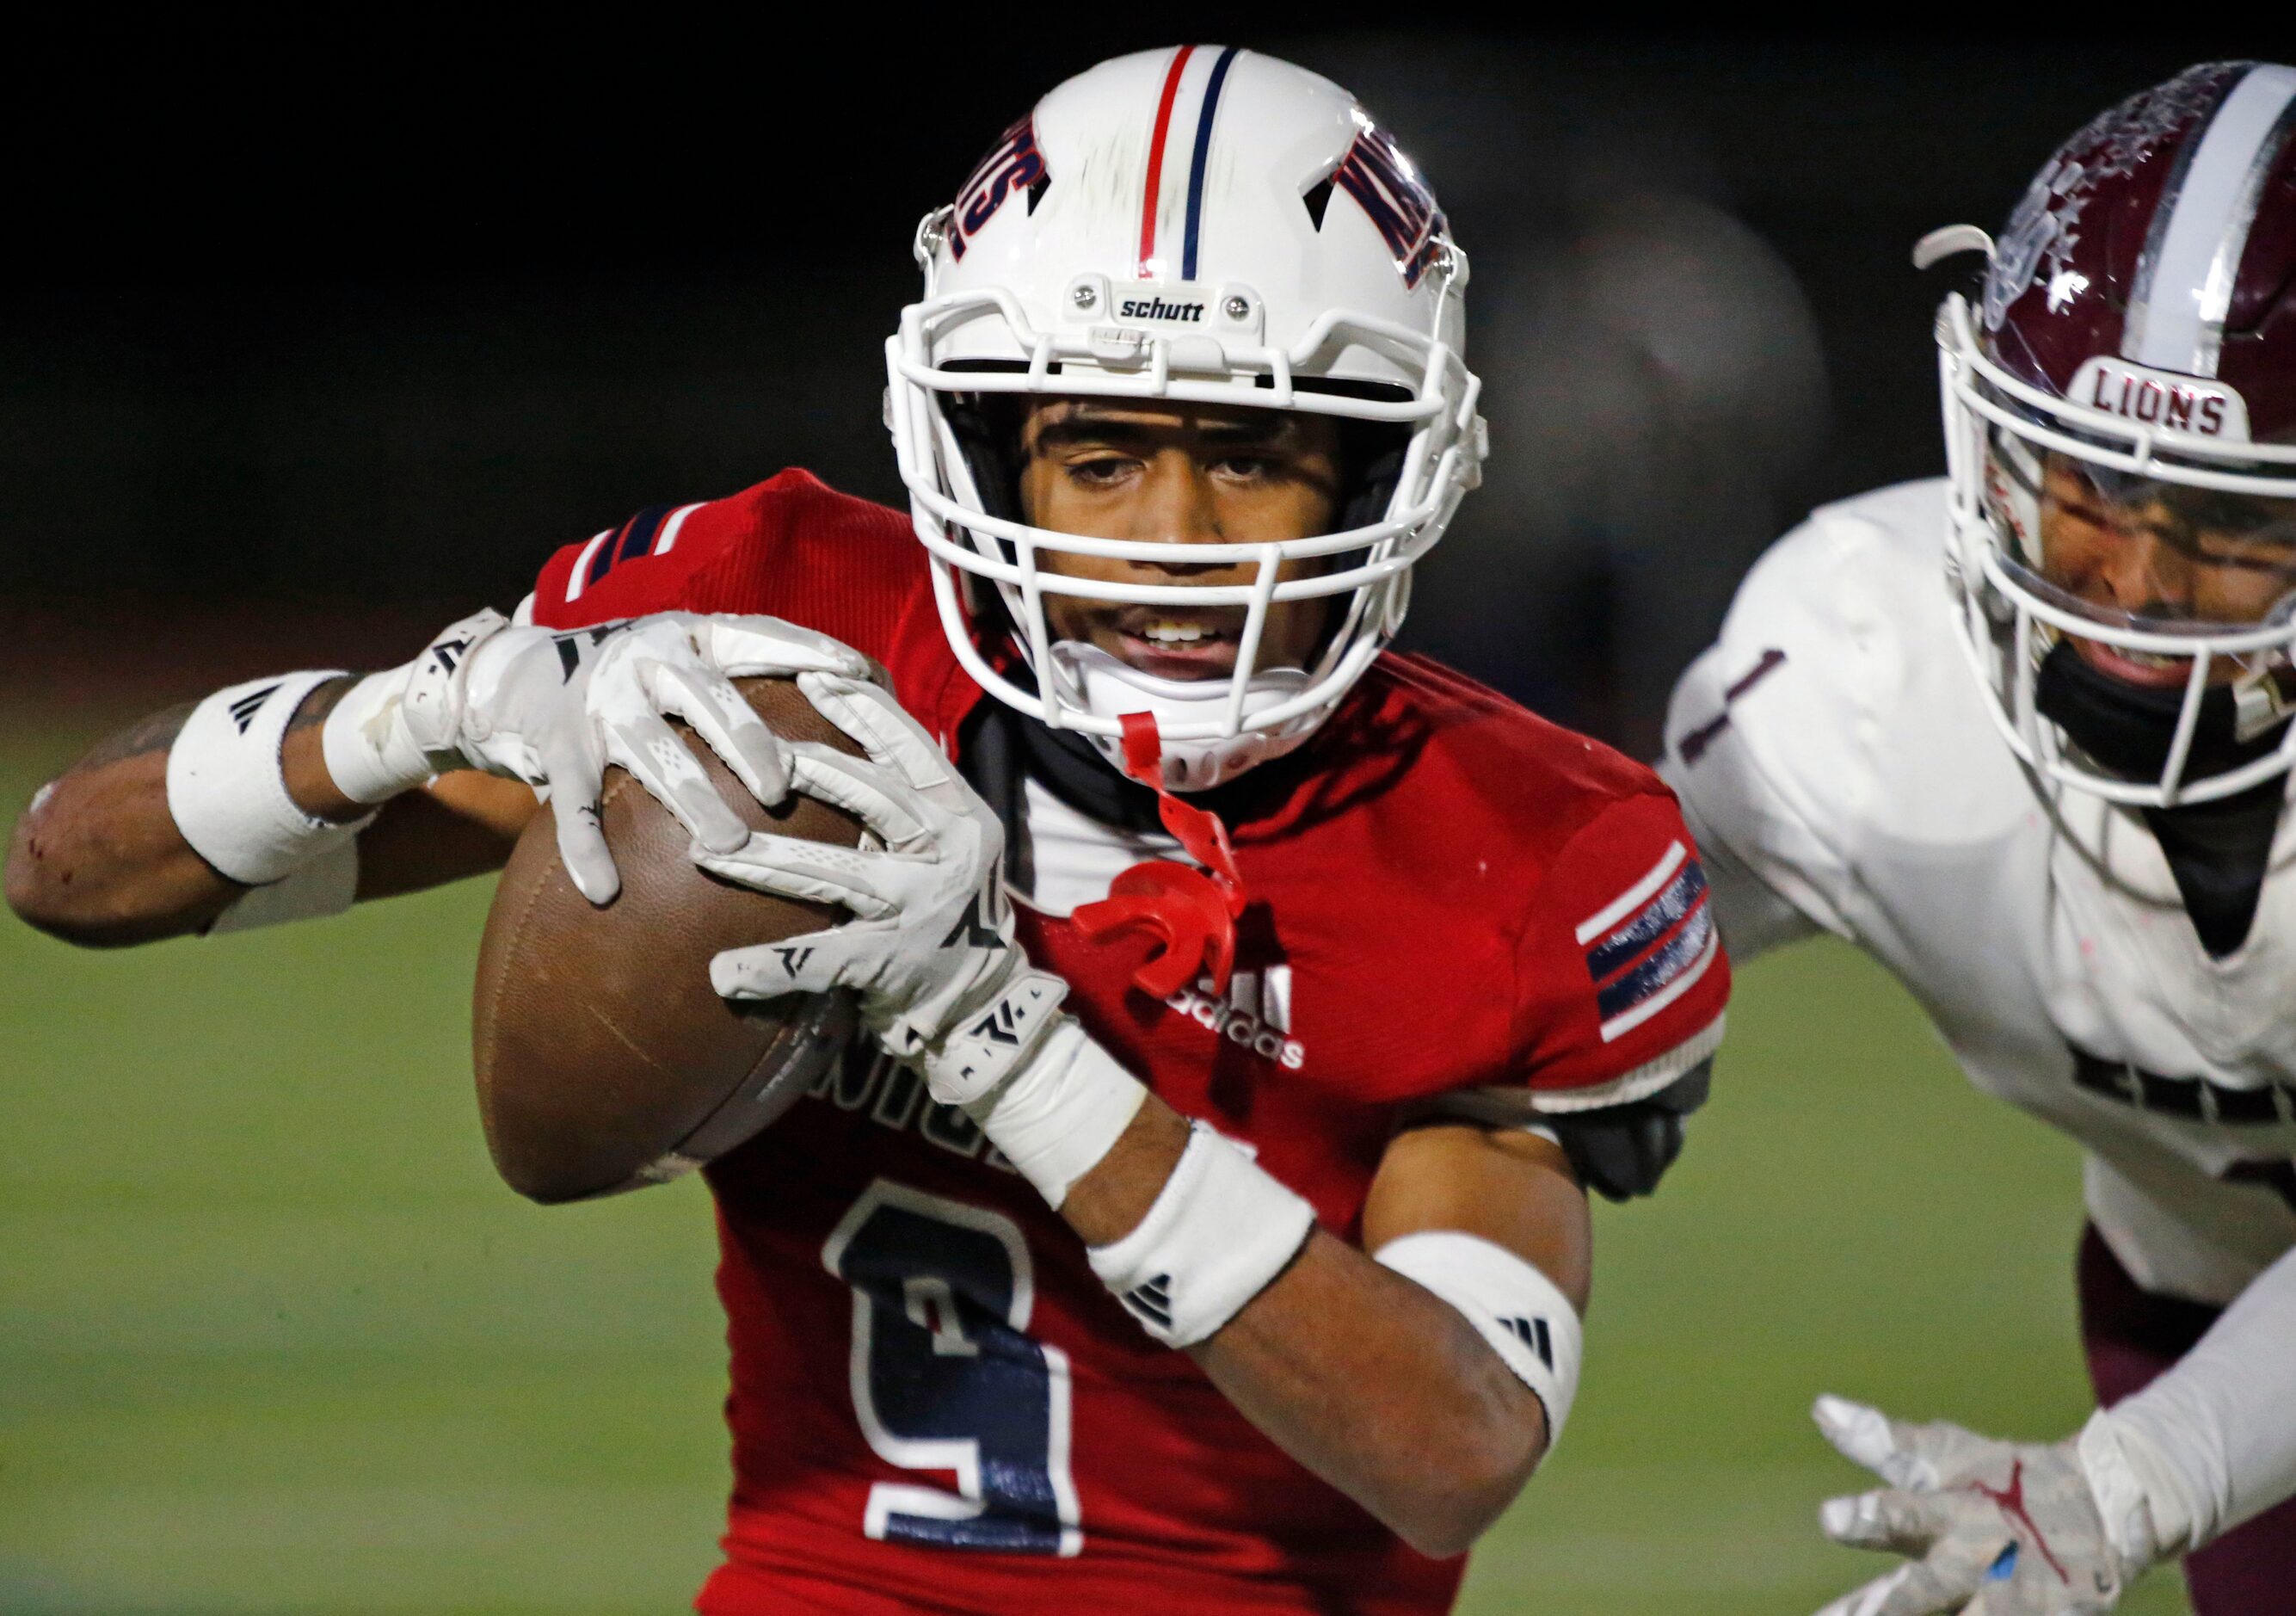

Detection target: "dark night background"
[3, 25, 2268, 749]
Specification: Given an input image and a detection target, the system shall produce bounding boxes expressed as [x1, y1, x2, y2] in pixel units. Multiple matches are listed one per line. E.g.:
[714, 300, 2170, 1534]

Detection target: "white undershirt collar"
[1013, 775, 1192, 918]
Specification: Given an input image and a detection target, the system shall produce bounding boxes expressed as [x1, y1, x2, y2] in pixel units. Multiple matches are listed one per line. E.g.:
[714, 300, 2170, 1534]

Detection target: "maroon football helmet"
[1930, 61, 2296, 805]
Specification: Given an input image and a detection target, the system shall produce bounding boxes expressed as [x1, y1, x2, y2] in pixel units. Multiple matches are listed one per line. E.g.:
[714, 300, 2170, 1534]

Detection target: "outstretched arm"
[6, 678, 532, 945]
[7, 610, 875, 947]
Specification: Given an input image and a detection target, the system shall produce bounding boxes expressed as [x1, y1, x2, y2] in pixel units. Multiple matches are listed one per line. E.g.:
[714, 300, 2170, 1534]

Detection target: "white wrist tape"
[965, 1013, 1146, 1209]
[921, 968, 1071, 1107]
[322, 607, 509, 803]
[1087, 1121, 1316, 1348]
[167, 671, 364, 885]
[2079, 1409, 2183, 1575]
[1376, 1230, 1585, 1446]
[321, 669, 436, 805]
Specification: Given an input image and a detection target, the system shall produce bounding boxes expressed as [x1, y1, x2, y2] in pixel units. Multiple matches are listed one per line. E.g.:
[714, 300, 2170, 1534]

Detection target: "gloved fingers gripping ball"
[339, 609, 877, 904]
[702, 672, 1068, 1107]
[472, 675, 871, 1202]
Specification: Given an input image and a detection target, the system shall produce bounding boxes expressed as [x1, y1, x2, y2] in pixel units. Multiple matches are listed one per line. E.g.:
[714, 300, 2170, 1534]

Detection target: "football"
[471, 676, 864, 1203]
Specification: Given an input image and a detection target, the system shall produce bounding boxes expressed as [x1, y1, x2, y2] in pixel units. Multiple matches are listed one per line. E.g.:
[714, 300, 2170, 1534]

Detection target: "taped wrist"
[2080, 1409, 2190, 1573]
[167, 672, 368, 885]
[1087, 1121, 1315, 1348]
[323, 607, 509, 801]
[1375, 1230, 1585, 1446]
[914, 967, 1070, 1108]
[964, 1013, 1146, 1209]
[321, 670, 436, 804]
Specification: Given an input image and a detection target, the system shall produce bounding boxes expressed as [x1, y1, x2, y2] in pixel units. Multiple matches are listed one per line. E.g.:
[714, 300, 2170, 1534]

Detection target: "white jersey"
[1663, 478, 2296, 1306]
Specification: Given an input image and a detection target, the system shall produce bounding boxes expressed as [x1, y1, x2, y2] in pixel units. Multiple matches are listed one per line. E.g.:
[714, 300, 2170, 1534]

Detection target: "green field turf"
[0, 724, 2194, 1614]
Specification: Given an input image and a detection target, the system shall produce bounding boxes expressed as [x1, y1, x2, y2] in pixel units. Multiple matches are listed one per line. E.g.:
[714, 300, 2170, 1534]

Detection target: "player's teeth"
[1143, 622, 1204, 643]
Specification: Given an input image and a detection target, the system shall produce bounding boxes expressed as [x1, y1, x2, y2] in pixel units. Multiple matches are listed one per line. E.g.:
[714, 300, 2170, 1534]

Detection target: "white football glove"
[699, 670, 1066, 1107]
[385, 608, 875, 904]
[1812, 1395, 2139, 1616]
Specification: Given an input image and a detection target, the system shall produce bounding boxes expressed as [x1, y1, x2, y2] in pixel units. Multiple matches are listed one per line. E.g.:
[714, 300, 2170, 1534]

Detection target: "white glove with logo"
[699, 670, 1067, 1107]
[1812, 1396, 2145, 1616]
[327, 608, 875, 904]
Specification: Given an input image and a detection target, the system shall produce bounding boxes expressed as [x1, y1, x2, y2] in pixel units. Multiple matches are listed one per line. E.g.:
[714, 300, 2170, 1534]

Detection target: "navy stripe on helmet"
[1180, 46, 1241, 283]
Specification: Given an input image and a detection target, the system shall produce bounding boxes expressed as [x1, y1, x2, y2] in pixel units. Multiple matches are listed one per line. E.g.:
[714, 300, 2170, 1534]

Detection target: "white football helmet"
[884, 46, 1485, 791]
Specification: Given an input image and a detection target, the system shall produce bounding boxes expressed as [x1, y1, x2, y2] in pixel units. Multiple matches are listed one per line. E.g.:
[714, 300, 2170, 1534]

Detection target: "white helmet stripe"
[2126, 63, 2296, 377]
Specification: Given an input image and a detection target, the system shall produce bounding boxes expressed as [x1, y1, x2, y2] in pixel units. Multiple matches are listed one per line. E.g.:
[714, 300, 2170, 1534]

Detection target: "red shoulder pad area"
[526, 468, 980, 743]
[527, 470, 926, 663]
[1304, 653, 1679, 859]
[1371, 653, 1666, 805]
[1513, 789, 1729, 1100]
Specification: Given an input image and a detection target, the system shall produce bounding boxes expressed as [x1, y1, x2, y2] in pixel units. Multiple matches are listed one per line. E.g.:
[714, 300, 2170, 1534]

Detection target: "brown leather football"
[471, 675, 863, 1203]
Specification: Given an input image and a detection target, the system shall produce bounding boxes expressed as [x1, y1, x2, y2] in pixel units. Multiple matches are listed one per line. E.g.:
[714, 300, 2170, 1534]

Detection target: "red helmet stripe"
[1136, 46, 1197, 279]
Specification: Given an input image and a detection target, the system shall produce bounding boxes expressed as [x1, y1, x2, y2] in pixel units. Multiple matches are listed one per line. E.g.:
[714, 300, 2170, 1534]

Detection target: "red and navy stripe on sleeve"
[1575, 842, 1717, 1045]
[1513, 790, 1730, 1098]
[559, 502, 706, 606]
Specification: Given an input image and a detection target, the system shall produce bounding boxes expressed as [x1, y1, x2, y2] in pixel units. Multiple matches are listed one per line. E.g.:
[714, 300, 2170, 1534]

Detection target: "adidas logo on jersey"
[1164, 965, 1305, 1070]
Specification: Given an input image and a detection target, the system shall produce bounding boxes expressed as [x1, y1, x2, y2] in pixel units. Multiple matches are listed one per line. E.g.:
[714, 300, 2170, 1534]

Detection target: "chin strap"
[1072, 712, 1247, 997]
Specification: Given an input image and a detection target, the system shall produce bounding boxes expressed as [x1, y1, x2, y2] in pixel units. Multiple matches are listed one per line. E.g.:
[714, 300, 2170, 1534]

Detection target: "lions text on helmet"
[1924, 59, 2296, 807]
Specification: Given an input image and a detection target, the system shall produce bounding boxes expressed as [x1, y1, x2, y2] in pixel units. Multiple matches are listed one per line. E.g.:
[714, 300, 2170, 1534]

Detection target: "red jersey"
[530, 472, 1730, 1616]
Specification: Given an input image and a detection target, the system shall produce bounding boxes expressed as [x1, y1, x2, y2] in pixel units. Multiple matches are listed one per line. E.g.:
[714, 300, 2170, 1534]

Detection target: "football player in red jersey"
[8, 49, 1729, 1614]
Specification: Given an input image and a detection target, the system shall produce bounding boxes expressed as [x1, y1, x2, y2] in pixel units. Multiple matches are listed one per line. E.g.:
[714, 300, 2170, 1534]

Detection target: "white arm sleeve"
[2102, 1238, 2296, 1551]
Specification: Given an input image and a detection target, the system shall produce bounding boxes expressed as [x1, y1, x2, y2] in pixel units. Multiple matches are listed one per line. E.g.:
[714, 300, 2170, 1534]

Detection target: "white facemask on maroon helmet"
[884, 46, 1485, 792]
[1928, 60, 2296, 807]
